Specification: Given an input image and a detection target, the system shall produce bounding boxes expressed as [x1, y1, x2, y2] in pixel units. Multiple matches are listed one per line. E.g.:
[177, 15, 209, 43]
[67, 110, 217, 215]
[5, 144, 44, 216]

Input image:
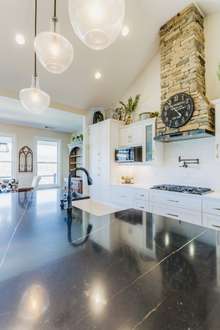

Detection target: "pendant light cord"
[34, 0, 37, 80]
[54, 0, 57, 18]
[52, 0, 57, 33]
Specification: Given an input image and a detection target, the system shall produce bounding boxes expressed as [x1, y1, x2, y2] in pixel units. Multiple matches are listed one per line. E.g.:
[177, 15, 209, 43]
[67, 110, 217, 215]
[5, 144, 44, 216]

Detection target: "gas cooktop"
[151, 184, 212, 195]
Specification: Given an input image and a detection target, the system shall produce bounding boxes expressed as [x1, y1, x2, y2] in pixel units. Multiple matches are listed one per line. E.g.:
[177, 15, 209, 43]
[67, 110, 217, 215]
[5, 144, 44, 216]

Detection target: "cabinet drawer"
[203, 198, 220, 216]
[150, 190, 202, 212]
[203, 213, 220, 230]
[151, 203, 202, 225]
[111, 187, 134, 207]
[134, 199, 147, 211]
[134, 189, 148, 201]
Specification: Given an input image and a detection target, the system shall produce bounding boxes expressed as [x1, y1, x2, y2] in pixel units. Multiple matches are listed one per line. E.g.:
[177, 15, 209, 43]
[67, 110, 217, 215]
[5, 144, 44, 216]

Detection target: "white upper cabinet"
[119, 119, 163, 164]
[119, 122, 143, 147]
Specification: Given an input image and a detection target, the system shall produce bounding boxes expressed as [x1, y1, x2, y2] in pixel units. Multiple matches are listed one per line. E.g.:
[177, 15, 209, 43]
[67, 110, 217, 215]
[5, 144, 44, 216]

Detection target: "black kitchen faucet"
[66, 167, 93, 247]
[67, 167, 93, 209]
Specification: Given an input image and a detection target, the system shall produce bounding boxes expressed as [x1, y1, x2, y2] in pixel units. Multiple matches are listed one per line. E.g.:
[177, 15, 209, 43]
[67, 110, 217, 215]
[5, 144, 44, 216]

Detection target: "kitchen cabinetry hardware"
[167, 213, 179, 218]
[212, 225, 220, 229]
[168, 200, 179, 203]
[214, 208, 220, 211]
[178, 156, 199, 168]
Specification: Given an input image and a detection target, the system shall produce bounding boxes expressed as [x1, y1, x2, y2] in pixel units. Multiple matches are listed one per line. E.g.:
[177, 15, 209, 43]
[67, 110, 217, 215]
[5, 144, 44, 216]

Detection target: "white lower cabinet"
[203, 213, 220, 230]
[203, 198, 220, 217]
[110, 186, 149, 210]
[111, 186, 135, 208]
[134, 199, 147, 211]
[202, 196, 220, 229]
[151, 203, 202, 225]
[110, 186, 210, 226]
[150, 190, 202, 212]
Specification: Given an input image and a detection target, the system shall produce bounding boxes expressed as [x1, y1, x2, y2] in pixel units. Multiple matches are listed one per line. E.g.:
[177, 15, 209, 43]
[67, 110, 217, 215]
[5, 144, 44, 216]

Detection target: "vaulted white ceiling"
[0, 0, 220, 113]
[0, 96, 82, 133]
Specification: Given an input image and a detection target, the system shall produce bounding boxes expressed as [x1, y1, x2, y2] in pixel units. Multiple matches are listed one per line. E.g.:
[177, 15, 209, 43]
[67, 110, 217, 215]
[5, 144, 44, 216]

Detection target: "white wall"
[205, 12, 220, 101]
[120, 53, 161, 118]
[0, 123, 71, 187]
[113, 11, 220, 190]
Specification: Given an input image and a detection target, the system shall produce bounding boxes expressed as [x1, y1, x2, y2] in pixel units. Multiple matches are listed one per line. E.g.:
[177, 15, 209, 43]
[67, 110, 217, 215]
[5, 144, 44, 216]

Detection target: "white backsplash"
[115, 137, 220, 190]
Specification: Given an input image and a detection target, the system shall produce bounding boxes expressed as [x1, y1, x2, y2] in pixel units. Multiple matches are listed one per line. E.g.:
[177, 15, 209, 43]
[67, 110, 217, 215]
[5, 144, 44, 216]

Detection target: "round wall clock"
[161, 93, 194, 129]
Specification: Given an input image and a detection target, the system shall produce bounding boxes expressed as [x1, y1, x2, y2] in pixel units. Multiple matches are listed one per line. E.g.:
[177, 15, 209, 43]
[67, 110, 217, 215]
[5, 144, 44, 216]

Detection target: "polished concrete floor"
[0, 189, 220, 329]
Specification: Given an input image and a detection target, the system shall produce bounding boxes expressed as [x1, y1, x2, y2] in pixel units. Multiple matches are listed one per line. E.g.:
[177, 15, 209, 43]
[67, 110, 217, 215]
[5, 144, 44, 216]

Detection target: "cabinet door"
[150, 190, 202, 212]
[111, 186, 135, 208]
[120, 127, 133, 146]
[203, 213, 220, 230]
[151, 203, 202, 225]
[89, 121, 111, 201]
[119, 124, 143, 147]
[145, 124, 153, 161]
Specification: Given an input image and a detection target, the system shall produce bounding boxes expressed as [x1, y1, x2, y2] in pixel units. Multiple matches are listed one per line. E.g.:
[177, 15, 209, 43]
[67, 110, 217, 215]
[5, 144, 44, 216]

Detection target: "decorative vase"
[125, 113, 133, 125]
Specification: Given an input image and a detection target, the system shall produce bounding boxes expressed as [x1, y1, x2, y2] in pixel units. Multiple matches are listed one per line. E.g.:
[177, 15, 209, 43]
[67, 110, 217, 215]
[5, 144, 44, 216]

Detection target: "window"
[0, 136, 13, 180]
[37, 140, 59, 186]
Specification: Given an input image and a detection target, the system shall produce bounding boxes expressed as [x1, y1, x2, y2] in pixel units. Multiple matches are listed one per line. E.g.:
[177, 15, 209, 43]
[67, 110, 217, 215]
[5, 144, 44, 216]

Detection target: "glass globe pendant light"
[68, 0, 125, 50]
[34, 0, 74, 74]
[19, 0, 50, 114]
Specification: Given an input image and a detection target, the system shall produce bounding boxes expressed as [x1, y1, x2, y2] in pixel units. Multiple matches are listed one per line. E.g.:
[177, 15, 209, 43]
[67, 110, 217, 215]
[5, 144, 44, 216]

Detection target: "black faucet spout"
[67, 167, 93, 209]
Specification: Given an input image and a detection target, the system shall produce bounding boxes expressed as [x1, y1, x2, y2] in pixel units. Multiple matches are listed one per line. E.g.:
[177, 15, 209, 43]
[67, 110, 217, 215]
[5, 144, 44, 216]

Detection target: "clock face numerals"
[161, 93, 194, 129]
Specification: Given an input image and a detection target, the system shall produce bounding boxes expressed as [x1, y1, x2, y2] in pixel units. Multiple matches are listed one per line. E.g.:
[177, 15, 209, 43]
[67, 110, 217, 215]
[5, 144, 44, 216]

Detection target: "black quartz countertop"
[0, 189, 220, 329]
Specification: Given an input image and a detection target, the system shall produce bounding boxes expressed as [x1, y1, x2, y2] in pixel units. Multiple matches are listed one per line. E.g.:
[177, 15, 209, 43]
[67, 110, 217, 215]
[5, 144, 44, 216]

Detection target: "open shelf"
[69, 145, 83, 193]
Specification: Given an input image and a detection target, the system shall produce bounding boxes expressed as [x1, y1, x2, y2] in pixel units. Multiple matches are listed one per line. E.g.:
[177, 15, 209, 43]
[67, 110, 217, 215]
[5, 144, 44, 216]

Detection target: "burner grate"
[151, 184, 212, 195]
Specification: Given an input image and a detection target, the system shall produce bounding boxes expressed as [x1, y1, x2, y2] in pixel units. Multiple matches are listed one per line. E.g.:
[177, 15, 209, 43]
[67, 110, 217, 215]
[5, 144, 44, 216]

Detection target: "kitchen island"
[0, 189, 220, 329]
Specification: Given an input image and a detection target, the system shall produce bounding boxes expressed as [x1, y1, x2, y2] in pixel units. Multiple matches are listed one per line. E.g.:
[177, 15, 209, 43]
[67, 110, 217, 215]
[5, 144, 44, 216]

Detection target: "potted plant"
[112, 106, 125, 121]
[119, 94, 140, 125]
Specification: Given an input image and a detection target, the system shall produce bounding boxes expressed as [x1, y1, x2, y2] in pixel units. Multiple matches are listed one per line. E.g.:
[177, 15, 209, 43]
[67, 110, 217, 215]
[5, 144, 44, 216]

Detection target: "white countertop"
[111, 183, 220, 203]
[72, 199, 123, 217]
[202, 191, 220, 200]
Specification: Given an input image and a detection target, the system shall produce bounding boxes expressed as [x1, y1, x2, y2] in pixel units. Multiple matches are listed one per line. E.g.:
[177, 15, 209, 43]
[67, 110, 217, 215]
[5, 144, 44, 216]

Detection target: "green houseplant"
[113, 95, 141, 124]
[119, 94, 140, 125]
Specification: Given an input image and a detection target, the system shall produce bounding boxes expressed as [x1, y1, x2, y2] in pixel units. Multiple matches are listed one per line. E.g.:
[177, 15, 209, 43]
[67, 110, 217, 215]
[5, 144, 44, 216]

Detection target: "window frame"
[0, 133, 16, 180]
[35, 137, 61, 188]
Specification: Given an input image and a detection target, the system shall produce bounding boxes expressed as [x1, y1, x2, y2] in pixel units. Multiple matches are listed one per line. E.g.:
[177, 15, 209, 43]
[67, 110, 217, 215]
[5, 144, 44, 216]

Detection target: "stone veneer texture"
[157, 5, 215, 135]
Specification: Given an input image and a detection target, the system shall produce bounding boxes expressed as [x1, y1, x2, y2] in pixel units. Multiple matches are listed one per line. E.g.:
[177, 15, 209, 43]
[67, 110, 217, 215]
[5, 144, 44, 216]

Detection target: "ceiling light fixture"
[94, 71, 102, 80]
[19, 0, 50, 114]
[121, 25, 129, 37]
[69, 0, 125, 50]
[15, 33, 26, 45]
[34, 0, 74, 74]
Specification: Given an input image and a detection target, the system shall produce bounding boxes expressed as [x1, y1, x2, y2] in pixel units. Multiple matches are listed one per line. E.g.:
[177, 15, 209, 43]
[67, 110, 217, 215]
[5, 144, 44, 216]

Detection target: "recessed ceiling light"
[121, 25, 130, 37]
[94, 71, 102, 80]
[15, 33, 26, 45]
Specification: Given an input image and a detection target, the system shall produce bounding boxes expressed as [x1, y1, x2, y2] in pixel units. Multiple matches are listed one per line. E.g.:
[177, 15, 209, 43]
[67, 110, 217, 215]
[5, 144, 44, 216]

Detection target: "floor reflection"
[18, 284, 50, 322]
[1, 190, 220, 329]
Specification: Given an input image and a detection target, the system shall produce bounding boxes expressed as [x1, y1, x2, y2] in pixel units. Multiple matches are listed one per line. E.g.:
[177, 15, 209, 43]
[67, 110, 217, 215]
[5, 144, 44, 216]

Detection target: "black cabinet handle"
[212, 224, 220, 229]
[167, 213, 179, 218]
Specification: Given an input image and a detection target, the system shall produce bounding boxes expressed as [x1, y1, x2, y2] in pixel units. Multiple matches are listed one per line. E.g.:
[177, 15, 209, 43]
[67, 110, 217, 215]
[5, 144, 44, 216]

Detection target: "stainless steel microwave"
[115, 146, 143, 163]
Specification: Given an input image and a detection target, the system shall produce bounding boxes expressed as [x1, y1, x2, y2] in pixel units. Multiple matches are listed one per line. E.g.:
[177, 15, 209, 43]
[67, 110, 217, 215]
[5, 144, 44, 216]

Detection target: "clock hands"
[168, 101, 182, 118]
